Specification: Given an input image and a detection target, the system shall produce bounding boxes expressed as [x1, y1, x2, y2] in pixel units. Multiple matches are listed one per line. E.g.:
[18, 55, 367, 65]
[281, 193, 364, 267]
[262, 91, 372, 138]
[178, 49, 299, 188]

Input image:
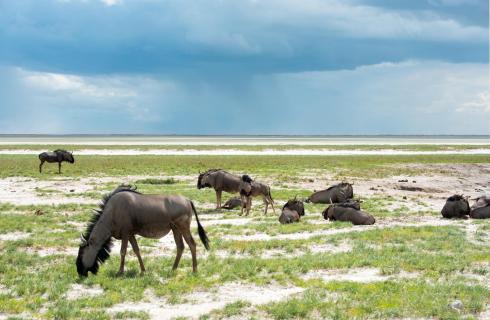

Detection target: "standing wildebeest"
[279, 197, 305, 224]
[221, 197, 242, 210]
[441, 195, 470, 219]
[38, 149, 74, 174]
[322, 201, 375, 225]
[197, 169, 241, 209]
[470, 196, 490, 219]
[239, 175, 275, 216]
[306, 182, 353, 204]
[76, 185, 209, 277]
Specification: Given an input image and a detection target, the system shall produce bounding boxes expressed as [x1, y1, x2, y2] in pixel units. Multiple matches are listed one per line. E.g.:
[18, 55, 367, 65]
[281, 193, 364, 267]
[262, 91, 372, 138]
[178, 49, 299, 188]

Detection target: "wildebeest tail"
[190, 201, 210, 250]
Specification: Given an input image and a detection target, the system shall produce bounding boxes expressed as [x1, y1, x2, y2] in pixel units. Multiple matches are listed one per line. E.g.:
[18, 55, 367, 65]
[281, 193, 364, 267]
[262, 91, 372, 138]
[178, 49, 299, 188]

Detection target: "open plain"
[0, 141, 489, 320]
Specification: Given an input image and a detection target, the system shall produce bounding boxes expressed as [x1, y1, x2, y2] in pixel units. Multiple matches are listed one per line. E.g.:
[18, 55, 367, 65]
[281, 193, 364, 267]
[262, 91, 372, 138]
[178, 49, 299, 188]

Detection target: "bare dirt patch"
[0, 232, 31, 241]
[108, 282, 303, 320]
[24, 247, 79, 257]
[302, 268, 419, 283]
[65, 284, 104, 300]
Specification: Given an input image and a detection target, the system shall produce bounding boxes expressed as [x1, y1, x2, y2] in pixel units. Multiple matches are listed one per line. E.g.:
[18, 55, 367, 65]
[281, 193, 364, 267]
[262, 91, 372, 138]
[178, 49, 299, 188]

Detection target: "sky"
[0, 0, 488, 135]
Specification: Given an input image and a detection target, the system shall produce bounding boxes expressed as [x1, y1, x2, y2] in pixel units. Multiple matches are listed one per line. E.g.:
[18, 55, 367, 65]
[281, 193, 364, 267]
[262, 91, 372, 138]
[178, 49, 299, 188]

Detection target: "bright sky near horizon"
[0, 0, 488, 135]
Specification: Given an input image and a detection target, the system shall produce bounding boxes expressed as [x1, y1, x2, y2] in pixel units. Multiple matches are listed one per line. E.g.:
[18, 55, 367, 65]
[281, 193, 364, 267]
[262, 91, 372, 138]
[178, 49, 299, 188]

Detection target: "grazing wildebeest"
[470, 196, 490, 219]
[306, 182, 353, 204]
[197, 169, 241, 209]
[38, 149, 75, 174]
[239, 175, 275, 216]
[279, 197, 305, 224]
[76, 185, 209, 277]
[221, 197, 242, 210]
[441, 195, 470, 219]
[322, 201, 375, 225]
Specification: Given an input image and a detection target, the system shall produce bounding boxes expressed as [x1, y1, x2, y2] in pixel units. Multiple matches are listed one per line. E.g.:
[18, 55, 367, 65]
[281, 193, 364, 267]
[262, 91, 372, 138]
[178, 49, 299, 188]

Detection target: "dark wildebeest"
[306, 182, 353, 204]
[441, 195, 470, 219]
[470, 196, 490, 219]
[38, 149, 75, 174]
[197, 169, 241, 209]
[76, 185, 209, 277]
[239, 175, 275, 216]
[279, 197, 305, 224]
[322, 201, 375, 225]
[221, 197, 242, 210]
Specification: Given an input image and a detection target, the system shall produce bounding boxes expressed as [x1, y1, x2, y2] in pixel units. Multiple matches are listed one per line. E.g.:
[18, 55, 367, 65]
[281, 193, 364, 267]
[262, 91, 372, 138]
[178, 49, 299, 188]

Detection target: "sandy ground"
[2, 148, 490, 156]
[108, 282, 303, 320]
[1, 162, 489, 319]
[0, 164, 488, 207]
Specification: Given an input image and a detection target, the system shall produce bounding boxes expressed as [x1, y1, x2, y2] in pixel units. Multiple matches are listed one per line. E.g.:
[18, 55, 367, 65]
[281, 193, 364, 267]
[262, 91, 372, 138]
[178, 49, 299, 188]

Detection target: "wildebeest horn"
[80, 233, 87, 244]
[329, 198, 333, 204]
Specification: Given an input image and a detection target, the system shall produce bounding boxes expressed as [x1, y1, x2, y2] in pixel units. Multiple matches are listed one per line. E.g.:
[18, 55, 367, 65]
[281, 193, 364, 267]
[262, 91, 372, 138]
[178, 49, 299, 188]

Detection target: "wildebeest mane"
[78, 185, 140, 275]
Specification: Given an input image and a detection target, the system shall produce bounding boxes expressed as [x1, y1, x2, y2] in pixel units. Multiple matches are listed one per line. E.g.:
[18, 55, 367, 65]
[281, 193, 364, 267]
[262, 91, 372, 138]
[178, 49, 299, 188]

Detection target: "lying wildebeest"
[279, 197, 305, 224]
[322, 201, 375, 225]
[221, 196, 242, 210]
[306, 182, 353, 204]
[76, 185, 209, 277]
[441, 195, 470, 219]
[470, 196, 490, 219]
[239, 175, 275, 216]
[38, 149, 75, 173]
[197, 169, 241, 209]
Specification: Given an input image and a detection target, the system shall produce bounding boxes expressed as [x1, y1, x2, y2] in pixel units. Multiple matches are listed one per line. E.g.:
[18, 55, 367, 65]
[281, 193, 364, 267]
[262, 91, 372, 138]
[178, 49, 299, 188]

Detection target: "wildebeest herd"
[36, 151, 490, 277]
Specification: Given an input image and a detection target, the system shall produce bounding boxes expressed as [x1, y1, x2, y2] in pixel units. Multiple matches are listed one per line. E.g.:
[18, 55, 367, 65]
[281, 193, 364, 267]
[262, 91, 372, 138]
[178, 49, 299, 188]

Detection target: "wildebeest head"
[471, 196, 490, 210]
[441, 195, 470, 218]
[322, 205, 334, 220]
[283, 197, 305, 216]
[76, 234, 101, 277]
[55, 149, 75, 163]
[197, 169, 221, 189]
[240, 175, 253, 196]
[197, 172, 206, 189]
[65, 151, 75, 163]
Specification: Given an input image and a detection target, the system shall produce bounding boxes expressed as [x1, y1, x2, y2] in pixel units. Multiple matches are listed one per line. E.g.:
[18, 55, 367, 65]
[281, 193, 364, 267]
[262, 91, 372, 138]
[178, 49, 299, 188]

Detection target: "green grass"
[1, 154, 489, 179]
[0, 152, 489, 319]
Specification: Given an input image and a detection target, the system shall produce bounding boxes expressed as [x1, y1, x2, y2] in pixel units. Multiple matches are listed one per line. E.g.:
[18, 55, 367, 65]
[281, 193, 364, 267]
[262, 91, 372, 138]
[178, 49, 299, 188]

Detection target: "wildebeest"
[76, 185, 209, 277]
[38, 149, 75, 173]
[470, 196, 490, 219]
[306, 182, 353, 204]
[279, 197, 305, 224]
[322, 201, 375, 225]
[197, 169, 241, 209]
[239, 175, 275, 216]
[441, 195, 470, 219]
[221, 197, 242, 210]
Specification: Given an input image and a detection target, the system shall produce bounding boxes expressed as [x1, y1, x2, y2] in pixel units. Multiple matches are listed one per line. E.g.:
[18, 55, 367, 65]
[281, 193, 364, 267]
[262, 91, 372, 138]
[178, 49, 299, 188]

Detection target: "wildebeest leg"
[171, 228, 185, 270]
[216, 190, 222, 209]
[39, 160, 44, 173]
[269, 197, 276, 214]
[240, 195, 246, 216]
[182, 230, 197, 272]
[129, 235, 145, 274]
[58, 162, 61, 174]
[263, 196, 269, 215]
[246, 197, 252, 216]
[117, 236, 128, 275]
